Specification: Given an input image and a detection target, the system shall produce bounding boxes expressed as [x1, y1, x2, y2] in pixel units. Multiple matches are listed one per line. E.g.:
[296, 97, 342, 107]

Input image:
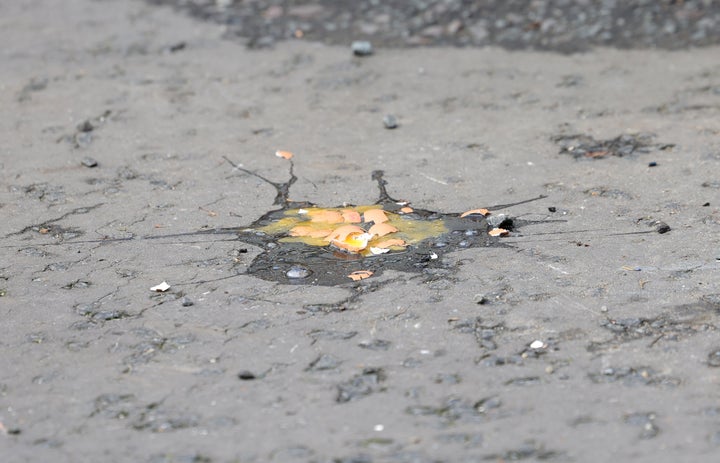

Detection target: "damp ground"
[2, 1, 720, 462]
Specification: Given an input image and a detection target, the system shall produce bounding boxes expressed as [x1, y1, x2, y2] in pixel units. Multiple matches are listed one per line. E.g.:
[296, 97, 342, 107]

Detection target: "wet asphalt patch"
[224, 157, 548, 286]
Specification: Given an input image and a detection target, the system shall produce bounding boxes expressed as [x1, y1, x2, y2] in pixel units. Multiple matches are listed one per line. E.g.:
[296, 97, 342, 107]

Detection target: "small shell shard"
[150, 281, 171, 292]
[289, 226, 333, 238]
[341, 209, 362, 223]
[460, 208, 489, 218]
[373, 238, 406, 249]
[370, 247, 390, 255]
[369, 222, 398, 237]
[348, 270, 373, 281]
[363, 209, 388, 224]
[488, 228, 509, 237]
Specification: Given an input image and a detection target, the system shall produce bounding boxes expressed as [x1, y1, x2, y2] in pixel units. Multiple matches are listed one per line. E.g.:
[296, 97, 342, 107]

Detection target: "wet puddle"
[228, 156, 546, 286]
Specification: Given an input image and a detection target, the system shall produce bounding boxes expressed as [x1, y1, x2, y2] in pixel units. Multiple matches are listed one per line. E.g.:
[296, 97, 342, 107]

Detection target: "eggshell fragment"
[330, 232, 373, 252]
[289, 226, 333, 238]
[275, 150, 293, 159]
[348, 270, 373, 281]
[325, 225, 366, 242]
[373, 238, 406, 248]
[488, 228, 509, 237]
[150, 281, 171, 292]
[341, 209, 362, 223]
[324, 225, 372, 252]
[460, 208, 489, 218]
[363, 209, 388, 224]
[309, 209, 344, 224]
[369, 247, 390, 255]
[399, 206, 414, 214]
[369, 222, 398, 237]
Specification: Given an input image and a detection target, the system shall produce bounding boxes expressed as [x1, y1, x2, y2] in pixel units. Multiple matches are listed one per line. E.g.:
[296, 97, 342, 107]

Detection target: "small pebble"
[81, 157, 98, 168]
[74, 131, 93, 148]
[286, 265, 311, 279]
[487, 214, 511, 228]
[530, 340, 545, 349]
[648, 161, 658, 167]
[351, 40, 373, 56]
[180, 297, 194, 307]
[708, 349, 720, 367]
[77, 120, 94, 132]
[238, 370, 256, 380]
[548, 206, 557, 212]
[383, 114, 398, 129]
[654, 221, 671, 234]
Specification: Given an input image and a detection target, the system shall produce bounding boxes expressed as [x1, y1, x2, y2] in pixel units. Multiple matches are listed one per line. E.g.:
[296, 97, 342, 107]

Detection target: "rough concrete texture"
[1, 1, 720, 462]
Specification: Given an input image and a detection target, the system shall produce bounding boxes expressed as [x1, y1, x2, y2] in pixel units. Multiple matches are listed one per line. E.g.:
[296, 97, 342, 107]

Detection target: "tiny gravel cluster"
[149, 0, 720, 52]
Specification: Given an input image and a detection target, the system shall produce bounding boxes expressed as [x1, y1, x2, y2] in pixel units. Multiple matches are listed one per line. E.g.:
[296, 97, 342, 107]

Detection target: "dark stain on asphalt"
[224, 156, 548, 286]
[552, 131, 674, 159]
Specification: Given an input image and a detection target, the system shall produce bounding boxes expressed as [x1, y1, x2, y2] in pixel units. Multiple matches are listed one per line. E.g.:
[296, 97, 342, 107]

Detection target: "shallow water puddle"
[227, 156, 545, 286]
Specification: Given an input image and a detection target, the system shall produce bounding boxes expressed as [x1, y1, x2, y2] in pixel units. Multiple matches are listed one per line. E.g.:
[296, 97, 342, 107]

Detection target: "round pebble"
[81, 157, 98, 168]
[351, 40, 373, 56]
[383, 114, 398, 129]
[708, 349, 720, 367]
[286, 265, 312, 279]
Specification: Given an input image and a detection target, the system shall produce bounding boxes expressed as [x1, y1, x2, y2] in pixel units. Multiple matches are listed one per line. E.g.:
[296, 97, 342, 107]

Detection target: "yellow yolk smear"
[257, 205, 447, 253]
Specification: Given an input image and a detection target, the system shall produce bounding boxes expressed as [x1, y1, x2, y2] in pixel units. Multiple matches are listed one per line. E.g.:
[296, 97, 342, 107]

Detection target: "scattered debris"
[552, 132, 672, 159]
[150, 281, 171, 292]
[275, 150, 294, 160]
[624, 412, 660, 439]
[337, 368, 385, 403]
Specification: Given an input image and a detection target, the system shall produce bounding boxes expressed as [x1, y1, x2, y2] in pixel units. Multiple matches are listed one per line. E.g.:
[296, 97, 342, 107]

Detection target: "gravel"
[148, 0, 720, 52]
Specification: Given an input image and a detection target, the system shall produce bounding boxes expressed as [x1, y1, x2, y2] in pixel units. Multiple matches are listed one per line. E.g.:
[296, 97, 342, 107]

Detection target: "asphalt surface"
[150, 0, 720, 52]
[2, 1, 720, 462]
